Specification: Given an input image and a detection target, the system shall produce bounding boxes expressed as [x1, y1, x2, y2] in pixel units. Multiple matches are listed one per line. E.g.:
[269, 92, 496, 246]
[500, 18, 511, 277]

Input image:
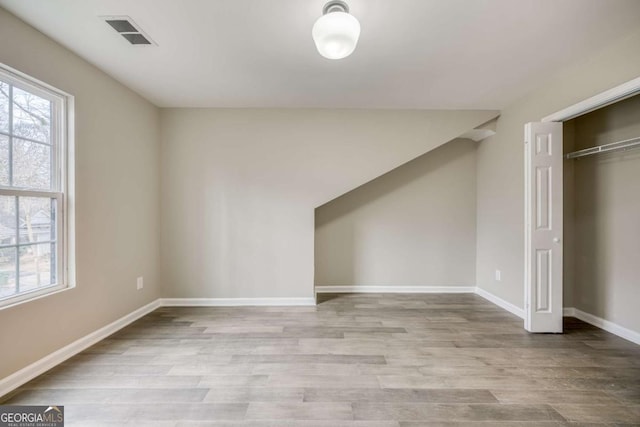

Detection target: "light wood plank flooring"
[2, 293, 639, 426]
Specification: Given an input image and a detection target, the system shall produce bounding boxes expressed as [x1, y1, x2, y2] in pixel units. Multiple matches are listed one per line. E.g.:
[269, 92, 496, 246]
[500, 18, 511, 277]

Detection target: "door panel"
[524, 122, 563, 332]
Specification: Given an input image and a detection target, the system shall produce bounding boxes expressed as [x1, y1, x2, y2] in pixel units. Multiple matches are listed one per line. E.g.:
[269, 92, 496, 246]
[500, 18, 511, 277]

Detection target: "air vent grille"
[106, 19, 137, 33]
[103, 16, 155, 46]
[121, 33, 152, 45]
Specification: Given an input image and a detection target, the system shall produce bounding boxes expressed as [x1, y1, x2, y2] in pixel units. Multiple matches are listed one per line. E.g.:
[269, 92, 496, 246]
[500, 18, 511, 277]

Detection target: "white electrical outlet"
[495, 270, 502, 281]
[137, 276, 144, 290]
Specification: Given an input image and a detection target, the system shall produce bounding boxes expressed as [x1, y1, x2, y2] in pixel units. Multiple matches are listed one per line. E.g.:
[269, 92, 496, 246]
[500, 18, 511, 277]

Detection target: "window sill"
[0, 283, 75, 311]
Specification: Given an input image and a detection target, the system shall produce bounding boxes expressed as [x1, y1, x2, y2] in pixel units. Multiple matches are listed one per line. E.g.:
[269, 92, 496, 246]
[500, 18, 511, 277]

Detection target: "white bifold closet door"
[524, 122, 563, 333]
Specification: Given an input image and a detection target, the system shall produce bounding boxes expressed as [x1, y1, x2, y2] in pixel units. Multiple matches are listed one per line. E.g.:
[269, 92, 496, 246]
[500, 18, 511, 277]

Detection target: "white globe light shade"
[312, 11, 361, 60]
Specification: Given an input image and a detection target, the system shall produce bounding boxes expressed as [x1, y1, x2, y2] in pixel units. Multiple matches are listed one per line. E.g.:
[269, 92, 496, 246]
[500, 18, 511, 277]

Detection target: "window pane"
[0, 195, 16, 245]
[0, 81, 8, 133]
[19, 196, 55, 244]
[12, 86, 51, 144]
[12, 138, 51, 189]
[0, 134, 8, 186]
[19, 243, 54, 292]
[0, 247, 17, 298]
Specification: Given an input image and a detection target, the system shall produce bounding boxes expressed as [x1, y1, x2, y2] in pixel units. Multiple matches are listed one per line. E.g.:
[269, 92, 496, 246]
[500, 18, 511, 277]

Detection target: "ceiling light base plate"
[323, 0, 349, 15]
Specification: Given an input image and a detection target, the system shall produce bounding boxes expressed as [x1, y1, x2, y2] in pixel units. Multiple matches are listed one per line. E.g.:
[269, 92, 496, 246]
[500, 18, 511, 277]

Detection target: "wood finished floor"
[2, 293, 640, 426]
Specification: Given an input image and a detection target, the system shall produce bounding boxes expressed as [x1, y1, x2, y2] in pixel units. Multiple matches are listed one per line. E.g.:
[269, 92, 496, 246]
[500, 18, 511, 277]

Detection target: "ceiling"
[2, 0, 639, 109]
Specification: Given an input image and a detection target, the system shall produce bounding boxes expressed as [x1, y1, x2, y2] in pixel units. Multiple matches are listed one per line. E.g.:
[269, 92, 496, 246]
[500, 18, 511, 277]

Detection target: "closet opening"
[525, 76, 640, 336]
[561, 94, 640, 342]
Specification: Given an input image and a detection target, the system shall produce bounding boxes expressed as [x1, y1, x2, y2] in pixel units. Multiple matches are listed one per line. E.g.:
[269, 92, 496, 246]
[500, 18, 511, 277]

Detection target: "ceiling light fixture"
[312, 1, 360, 60]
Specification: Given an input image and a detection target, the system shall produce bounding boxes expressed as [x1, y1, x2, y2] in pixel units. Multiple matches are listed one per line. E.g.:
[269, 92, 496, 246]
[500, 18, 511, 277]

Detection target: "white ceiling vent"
[102, 16, 156, 46]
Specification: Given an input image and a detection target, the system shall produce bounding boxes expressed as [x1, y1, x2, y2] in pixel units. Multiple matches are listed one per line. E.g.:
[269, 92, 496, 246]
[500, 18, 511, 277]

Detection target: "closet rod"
[566, 136, 640, 159]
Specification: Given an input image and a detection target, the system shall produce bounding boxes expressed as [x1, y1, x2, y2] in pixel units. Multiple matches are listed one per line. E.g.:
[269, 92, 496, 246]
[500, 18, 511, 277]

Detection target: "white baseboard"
[475, 287, 525, 319]
[563, 307, 640, 345]
[315, 285, 476, 294]
[0, 299, 160, 399]
[159, 297, 316, 307]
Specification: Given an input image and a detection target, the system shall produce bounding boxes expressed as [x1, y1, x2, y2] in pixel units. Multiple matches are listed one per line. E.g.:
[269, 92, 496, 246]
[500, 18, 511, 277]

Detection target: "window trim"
[0, 63, 74, 310]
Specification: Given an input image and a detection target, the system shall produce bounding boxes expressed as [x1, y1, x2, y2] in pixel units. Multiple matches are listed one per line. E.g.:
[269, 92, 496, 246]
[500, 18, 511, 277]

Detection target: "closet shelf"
[566, 136, 640, 159]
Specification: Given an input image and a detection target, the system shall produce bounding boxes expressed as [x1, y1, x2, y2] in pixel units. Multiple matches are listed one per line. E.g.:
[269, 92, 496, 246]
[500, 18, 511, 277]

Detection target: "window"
[0, 64, 72, 308]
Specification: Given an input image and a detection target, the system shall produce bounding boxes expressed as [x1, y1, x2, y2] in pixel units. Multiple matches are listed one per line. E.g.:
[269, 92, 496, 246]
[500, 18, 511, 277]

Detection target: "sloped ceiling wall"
[160, 108, 498, 298]
[315, 138, 479, 289]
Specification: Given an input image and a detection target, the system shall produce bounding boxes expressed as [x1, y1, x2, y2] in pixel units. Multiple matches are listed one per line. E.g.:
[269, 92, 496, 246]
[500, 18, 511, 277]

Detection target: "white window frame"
[0, 63, 74, 309]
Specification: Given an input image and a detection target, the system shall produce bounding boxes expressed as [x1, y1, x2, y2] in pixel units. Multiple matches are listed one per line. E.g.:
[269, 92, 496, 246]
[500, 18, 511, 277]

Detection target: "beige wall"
[315, 139, 477, 287]
[160, 109, 497, 299]
[475, 27, 640, 310]
[567, 95, 640, 332]
[0, 9, 161, 379]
